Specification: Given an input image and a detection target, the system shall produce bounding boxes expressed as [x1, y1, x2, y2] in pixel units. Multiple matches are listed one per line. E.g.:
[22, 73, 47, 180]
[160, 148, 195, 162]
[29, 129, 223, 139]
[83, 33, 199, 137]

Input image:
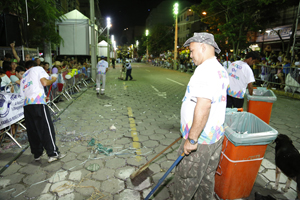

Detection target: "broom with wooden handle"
[130, 136, 182, 186]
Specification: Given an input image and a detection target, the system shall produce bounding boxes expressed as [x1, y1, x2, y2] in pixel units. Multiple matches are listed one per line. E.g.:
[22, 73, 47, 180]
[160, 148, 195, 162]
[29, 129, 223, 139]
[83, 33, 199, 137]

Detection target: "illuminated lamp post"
[173, 3, 179, 70]
[107, 17, 111, 67]
[146, 29, 149, 62]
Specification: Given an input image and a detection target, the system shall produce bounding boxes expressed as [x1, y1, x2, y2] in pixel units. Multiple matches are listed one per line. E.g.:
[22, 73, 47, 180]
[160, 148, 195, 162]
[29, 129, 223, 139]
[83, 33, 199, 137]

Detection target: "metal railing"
[254, 64, 300, 94]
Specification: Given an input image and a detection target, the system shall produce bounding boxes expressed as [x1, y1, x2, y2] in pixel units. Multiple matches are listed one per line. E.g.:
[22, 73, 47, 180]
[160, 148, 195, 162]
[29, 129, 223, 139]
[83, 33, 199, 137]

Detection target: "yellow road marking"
[127, 107, 142, 161]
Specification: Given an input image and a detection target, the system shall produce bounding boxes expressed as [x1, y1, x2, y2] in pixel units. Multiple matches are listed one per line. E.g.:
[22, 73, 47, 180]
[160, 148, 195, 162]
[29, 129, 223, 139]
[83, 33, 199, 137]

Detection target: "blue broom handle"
[144, 152, 185, 200]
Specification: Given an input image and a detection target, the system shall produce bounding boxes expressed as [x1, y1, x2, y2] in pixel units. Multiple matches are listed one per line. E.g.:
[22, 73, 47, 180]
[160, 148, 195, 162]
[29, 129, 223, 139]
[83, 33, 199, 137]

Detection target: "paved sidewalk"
[0, 63, 299, 200]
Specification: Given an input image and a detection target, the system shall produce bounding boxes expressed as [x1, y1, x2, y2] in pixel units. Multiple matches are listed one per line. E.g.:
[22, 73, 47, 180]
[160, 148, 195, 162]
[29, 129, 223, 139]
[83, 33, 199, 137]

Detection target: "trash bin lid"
[224, 112, 278, 146]
[246, 89, 277, 103]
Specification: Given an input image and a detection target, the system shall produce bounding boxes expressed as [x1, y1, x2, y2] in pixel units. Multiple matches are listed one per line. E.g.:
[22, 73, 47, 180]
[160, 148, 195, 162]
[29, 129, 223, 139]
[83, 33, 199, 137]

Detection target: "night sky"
[99, 0, 200, 43]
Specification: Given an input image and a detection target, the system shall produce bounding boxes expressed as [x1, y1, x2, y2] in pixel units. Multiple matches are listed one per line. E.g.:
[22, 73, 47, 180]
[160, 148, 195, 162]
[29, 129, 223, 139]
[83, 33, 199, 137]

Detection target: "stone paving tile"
[114, 166, 135, 180]
[127, 156, 147, 166]
[114, 189, 141, 200]
[24, 181, 49, 198]
[105, 157, 126, 169]
[100, 178, 124, 194]
[1, 173, 25, 187]
[0, 183, 26, 199]
[92, 168, 115, 181]
[50, 180, 74, 197]
[38, 193, 56, 200]
[23, 170, 47, 185]
[1, 162, 23, 176]
[75, 179, 101, 197]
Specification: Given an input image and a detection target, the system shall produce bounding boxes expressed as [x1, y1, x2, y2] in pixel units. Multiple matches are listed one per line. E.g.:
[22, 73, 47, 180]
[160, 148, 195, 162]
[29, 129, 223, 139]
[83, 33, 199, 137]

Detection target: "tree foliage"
[0, 0, 64, 47]
[191, 0, 299, 55]
[147, 24, 174, 57]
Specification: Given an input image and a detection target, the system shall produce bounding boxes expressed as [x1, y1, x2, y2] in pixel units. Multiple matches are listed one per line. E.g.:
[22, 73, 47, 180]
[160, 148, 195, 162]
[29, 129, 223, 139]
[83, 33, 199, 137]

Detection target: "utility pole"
[146, 29, 149, 62]
[107, 17, 111, 67]
[173, 3, 179, 70]
[90, 0, 96, 80]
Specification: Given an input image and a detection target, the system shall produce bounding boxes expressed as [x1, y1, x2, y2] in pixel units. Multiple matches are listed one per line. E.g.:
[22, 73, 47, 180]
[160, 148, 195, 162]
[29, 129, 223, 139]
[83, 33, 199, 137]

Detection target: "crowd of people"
[149, 46, 300, 91]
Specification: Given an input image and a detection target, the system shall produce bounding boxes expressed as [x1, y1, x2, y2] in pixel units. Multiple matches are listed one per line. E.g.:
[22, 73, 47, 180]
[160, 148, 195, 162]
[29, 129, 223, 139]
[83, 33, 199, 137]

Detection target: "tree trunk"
[44, 41, 52, 67]
[272, 29, 285, 52]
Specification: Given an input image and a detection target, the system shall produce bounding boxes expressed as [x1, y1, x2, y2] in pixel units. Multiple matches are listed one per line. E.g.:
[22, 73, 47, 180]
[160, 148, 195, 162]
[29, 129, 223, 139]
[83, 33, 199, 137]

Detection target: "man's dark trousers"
[24, 104, 60, 158]
[125, 69, 133, 80]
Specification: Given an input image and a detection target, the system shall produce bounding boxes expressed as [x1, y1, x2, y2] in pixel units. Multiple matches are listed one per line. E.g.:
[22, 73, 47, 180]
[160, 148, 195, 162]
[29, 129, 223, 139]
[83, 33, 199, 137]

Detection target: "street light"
[173, 3, 179, 70]
[202, 11, 207, 16]
[146, 29, 149, 62]
[111, 35, 115, 59]
[107, 17, 111, 67]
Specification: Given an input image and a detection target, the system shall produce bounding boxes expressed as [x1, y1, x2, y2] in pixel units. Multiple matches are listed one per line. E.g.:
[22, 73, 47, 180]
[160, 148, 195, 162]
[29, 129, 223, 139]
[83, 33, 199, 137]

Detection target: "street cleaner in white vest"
[96, 56, 108, 95]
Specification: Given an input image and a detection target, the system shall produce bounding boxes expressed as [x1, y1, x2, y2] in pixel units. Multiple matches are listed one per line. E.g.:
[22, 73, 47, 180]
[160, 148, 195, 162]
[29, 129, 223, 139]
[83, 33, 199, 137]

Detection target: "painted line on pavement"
[151, 85, 167, 98]
[166, 78, 185, 86]
[127, 107, 142, 162]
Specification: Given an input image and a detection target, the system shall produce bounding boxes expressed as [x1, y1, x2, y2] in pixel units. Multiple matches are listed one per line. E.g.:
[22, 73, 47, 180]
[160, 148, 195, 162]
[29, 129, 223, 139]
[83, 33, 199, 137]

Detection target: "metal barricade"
[255, 64, 300, 95]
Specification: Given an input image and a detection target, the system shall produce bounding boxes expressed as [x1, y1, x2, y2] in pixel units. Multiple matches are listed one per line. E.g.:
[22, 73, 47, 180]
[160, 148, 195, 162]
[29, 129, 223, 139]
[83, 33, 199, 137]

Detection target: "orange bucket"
[247, 100, 273, 124]
[215, 136, 267, 199]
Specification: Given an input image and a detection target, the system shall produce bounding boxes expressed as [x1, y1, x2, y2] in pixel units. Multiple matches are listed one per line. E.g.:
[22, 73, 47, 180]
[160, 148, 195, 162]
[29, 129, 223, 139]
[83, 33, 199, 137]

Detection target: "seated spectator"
[5, 59, 17, 78]
[0, 69, 13, 92]
[10, 66, 26, 94]
[267, 56, 281, 85]
[35, 57, 41, 66]
[277, 56, 291, 88]
[293, 54, 300, 66]
[282, 56, 291, 75]
[43, 62, 51, 74]
[2, 61, 11, 73]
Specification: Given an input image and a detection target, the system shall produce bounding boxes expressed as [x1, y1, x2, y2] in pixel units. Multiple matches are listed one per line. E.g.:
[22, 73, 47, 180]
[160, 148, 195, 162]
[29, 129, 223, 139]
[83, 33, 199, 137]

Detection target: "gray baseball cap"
[183, 32, 221, 54]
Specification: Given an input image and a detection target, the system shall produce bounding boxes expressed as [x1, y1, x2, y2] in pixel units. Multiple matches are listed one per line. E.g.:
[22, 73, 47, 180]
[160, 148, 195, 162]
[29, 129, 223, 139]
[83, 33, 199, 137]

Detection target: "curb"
[270, 89, 300, 100]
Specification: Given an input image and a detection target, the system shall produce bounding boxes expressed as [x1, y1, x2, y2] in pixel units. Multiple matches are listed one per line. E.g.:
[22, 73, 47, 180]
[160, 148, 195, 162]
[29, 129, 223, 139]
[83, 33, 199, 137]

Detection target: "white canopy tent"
[98, 40, 113, 58]
[56, 9, 98, 56]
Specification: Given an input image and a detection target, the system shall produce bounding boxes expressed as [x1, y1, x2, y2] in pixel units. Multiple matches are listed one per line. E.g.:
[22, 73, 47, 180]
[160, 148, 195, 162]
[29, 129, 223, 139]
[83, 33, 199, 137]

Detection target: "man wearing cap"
[96, 56, 108, 95]
[226, 51, 260, 108]
[173, 32, 229, 200]
[124, 61, 133, 81]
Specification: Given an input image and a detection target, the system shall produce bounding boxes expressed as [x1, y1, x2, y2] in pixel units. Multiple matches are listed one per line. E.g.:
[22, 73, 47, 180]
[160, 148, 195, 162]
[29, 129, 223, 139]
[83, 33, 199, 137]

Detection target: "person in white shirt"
[96, 56, 108, 95]
[173, 32, 229, 199]
[226, 51, 260, 108]
[20, 61, 66, 163]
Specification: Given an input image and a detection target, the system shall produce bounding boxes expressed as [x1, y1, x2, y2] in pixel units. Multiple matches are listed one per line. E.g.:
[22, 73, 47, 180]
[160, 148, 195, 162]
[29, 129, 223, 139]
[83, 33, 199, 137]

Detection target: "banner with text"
[0, 93, 24, 129]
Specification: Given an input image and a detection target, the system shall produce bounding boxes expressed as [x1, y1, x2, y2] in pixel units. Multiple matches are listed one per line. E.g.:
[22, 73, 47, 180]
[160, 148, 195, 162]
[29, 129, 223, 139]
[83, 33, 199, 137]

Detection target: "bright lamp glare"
[106, 17, 111, 27]
[174, 3, 179, 15]
[146, 29, 149, 36]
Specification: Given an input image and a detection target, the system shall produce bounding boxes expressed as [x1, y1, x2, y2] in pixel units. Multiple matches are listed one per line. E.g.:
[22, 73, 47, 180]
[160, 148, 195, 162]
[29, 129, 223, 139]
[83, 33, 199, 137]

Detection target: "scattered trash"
[60, 136, 83, 142]
[86, 163, 100, 172]
[109, 125, 116, 131]
[87, 138, 113, 156]
[95, 143, 113, 155]
[104, 105, 112, 107]
[88, 138, 96, 146]
[66, 130, 76, 135]
[3, 142, 16, 149]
